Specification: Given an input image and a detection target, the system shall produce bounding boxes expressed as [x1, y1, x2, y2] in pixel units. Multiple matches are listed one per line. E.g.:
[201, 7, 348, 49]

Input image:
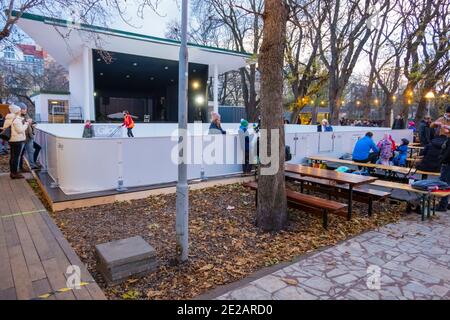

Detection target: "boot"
[10, 173, 25, 179]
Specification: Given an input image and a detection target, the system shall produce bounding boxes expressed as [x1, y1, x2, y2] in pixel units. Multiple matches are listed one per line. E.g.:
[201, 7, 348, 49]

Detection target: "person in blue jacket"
[352, 132, 379, 164]
[393, 138, 409, 167]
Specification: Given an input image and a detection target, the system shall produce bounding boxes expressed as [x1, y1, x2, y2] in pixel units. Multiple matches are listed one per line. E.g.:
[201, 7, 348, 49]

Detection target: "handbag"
[411, 179, 449, 191]
[0, 116, 16, 142]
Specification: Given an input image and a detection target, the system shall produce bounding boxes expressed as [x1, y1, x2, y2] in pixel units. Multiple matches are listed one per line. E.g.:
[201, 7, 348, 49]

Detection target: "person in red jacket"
[122, 110, 135, 137]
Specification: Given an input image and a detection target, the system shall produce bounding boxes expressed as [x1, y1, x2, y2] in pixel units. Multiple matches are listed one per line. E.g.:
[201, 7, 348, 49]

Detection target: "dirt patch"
[52, 183, 405, 300]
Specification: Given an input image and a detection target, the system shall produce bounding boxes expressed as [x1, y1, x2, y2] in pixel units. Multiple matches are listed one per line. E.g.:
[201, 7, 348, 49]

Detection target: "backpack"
[411, 180, 449, 191]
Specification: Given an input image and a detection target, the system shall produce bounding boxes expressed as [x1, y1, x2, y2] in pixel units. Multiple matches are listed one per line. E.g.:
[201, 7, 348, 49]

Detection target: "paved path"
[0, 174, 105, 300]
[218, 213, 450, 300]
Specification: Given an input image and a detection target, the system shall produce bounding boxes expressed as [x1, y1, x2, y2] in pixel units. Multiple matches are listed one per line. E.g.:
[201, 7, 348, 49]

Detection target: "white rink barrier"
[34, 124, 413, 195]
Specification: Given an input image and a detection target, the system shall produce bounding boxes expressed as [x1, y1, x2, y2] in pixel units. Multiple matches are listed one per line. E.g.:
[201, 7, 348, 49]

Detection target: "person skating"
[122, 111, 135, 138]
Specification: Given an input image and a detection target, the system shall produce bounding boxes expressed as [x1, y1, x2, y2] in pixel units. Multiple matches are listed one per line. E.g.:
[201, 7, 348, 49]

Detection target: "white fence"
[34, 124, 412, 195]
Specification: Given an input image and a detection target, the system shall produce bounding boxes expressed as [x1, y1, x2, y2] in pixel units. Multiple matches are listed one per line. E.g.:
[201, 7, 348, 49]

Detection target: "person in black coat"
[418, 116, 434, 147]
[416, 135, 447, 173]
[392, 115, 405, 129]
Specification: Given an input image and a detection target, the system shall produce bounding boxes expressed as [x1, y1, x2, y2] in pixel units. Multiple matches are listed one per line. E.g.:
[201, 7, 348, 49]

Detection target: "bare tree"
[190, 0, 264, 122]
[256, 0, 288, 231]
[399, 0, 450, 123]
[309, 0, 376, 125]
[367, 0, 404, 126]
[285, 0, 328, 124]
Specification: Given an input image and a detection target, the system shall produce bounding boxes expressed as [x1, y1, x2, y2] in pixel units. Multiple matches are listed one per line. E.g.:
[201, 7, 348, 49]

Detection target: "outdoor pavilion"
[15, 11, 250, 123]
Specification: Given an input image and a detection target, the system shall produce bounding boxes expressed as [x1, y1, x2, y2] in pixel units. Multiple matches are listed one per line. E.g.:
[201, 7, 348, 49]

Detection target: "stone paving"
[217, 213, 450, 300]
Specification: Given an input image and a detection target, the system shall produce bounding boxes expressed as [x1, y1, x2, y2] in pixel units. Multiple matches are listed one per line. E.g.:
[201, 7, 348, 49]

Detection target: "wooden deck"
[0, 174, 106, 300]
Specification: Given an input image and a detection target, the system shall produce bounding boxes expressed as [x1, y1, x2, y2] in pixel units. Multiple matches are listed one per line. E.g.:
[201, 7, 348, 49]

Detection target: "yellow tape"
[1, 209, 46, 219]
[34, 281, 93, 300]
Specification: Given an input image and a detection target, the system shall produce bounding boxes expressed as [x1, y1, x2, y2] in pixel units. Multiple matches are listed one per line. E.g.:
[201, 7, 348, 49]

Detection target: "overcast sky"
[112, 0, 180, 37]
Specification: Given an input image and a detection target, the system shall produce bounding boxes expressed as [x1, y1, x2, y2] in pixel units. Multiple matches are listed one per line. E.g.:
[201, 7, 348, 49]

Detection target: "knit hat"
[240, 119, 249, 127]
[16, 102, 27, 110]
[446, 105, 450, 113]
[8, 104, 21, 114]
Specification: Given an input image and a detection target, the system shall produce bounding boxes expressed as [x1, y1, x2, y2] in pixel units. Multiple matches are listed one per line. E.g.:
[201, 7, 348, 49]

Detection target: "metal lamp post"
[425, 91, 435, 118]
[176, 0, 189, 262]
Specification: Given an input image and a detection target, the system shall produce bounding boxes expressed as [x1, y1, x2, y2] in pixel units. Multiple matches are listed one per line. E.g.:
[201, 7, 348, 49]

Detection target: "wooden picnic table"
[307, 155, 439, 178]
[370, 180, 450, 221]
[285, 163, 377, 220]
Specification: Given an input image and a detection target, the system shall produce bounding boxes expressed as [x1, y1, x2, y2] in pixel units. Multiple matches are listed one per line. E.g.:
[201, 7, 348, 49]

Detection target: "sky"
[112, 0, 180, 38]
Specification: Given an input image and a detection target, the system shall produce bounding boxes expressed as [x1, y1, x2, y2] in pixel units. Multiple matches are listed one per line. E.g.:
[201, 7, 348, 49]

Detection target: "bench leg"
[322, 209, 328, 229]
[347, 185, 353, 220]
[368, 198, 373, 217]
[433, 197, 436, 216]
[421, 195, 426, 221]
[427, 196, 431, 219]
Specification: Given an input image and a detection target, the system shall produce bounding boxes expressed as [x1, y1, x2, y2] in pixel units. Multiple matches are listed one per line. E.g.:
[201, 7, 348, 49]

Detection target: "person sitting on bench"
[352, 132, 379, 164]
[393, 138, 409, 167]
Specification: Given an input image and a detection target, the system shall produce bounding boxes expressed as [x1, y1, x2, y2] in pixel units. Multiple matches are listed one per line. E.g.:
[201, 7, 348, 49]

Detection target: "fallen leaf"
[198, 264, 214, 272]
[282, 278, 299, 286]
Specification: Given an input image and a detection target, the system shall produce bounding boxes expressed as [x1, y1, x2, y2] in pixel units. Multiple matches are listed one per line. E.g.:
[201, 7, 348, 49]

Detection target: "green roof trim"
[12, 11, 252, 58]
[30, 90, 70, 98]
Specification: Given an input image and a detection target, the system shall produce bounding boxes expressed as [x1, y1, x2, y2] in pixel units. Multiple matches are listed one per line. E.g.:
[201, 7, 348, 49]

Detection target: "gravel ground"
[50, 182, 406, 300]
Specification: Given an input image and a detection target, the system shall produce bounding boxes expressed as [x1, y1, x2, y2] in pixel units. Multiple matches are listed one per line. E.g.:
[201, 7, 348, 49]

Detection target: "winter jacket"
[392, 118, 405, 130]
[1, 113, 28, 142]
[209, 121, 226, 135]
[418, 120, 434, 147]
[82, 125, 95, 138]
[317, 125, 333, 132]
[439, 137, 450, 165]
[352, 136, 379, 161]
[377, 138, 393, 165]
[238, 126, 250, 152]
[416, 135, 446, 172]
[393, 145, 408, 166]
[122, 115, 135, 129]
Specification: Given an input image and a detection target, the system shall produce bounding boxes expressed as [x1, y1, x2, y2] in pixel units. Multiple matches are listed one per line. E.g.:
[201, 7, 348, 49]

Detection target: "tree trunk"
[363, 77, 374, 119]
[256, 0, 288, 232]
[329, 87, 341, 125]
[400, 82, 417, 123]
[383, 98, 393, 127]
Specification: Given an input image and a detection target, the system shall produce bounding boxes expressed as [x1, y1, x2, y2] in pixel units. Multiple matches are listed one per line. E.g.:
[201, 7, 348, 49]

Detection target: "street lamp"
[425, 91, 435, 117]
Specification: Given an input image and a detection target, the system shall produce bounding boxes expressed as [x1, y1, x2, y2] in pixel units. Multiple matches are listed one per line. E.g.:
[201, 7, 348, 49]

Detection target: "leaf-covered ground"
[0, 153, 9, 173]
[52, 183, 406, 300]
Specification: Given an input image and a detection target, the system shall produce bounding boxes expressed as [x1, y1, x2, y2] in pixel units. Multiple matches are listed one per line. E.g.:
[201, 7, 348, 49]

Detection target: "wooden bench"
[285, 172, 390, 216]
[307, 155, 440, 178]
[243, 182, 347, 229]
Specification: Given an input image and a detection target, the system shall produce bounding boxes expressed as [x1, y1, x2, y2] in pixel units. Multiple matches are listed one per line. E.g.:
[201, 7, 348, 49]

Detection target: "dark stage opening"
[93, 50, 209, 123]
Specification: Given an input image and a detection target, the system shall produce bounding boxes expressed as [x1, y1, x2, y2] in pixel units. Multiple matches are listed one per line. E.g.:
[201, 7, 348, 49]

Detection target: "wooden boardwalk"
[0, 174, 106, 300]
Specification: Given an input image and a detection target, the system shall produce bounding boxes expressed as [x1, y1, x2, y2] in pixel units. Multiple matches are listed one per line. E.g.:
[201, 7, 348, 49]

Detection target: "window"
[24, 55, 34, 63]
[4, 46, 15, 59]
